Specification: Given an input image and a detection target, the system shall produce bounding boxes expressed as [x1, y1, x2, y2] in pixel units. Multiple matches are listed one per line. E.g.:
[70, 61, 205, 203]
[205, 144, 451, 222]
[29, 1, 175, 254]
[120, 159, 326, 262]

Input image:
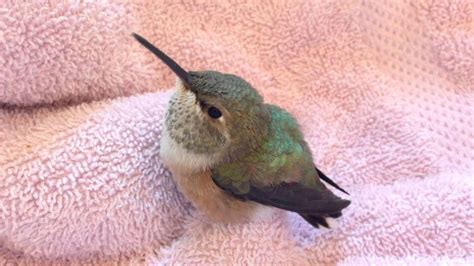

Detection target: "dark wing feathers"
[212, 178, 351, 215]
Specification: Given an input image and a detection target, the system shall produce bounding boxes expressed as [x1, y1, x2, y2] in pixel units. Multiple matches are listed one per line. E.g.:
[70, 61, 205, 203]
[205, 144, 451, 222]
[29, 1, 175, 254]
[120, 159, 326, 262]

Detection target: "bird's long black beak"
[132, 33, 191, 89]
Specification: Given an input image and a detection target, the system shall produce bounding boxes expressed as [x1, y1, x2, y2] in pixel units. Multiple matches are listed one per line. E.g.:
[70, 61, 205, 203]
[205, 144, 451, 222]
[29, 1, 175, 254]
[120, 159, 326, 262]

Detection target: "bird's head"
[133, 33, 270, 166]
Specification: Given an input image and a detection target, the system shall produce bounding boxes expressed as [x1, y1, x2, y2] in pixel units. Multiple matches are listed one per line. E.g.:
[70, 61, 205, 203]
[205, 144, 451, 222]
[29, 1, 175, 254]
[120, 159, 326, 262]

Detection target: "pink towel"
[1, 0, 473, 264]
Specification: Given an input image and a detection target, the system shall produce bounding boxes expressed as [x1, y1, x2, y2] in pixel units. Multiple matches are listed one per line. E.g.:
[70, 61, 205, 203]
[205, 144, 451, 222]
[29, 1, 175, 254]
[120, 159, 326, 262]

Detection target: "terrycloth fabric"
[1, 0, 473, 264]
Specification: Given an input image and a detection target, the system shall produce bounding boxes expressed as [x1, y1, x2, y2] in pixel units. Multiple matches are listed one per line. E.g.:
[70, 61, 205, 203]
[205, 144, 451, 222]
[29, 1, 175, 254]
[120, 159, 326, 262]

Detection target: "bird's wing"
[211, 176, 351, 215]
[211, 105, 350, 215]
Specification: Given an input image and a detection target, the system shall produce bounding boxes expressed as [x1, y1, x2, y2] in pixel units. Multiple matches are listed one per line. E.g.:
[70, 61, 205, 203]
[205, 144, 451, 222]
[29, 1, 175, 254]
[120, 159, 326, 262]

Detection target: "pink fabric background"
[1, 0, 473, 264]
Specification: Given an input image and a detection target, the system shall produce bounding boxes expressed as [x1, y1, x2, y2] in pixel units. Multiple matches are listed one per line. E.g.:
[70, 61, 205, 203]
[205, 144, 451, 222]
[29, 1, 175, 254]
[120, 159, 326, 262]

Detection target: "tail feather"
[298, 168, 349, 229]
[299, 212, 342, 229]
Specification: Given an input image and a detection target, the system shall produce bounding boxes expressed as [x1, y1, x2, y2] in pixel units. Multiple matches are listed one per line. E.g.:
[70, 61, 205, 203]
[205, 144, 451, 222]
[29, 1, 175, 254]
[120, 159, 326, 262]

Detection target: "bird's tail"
[299, 212, 342, 229]
[299, 167, 349, 229]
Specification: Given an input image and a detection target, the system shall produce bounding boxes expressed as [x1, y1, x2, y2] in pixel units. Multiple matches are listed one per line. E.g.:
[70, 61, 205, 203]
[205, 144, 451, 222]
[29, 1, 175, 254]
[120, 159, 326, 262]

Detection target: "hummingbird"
[132, 33, 351, 228]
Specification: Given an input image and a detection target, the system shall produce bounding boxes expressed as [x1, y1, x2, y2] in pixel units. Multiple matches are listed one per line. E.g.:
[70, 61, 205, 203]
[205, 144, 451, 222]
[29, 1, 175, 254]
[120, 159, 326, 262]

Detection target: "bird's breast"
[171, 169, 273, 224]
[160, 126, 273, 224]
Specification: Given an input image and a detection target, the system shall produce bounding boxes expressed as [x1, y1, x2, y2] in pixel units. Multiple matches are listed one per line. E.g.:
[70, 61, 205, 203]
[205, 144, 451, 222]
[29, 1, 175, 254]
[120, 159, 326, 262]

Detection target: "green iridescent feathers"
[212, 105, 320, 194]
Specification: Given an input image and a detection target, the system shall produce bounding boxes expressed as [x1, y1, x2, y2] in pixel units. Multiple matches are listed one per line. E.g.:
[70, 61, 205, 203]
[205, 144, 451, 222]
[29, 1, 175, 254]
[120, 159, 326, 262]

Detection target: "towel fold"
[1, 0, 472, 264]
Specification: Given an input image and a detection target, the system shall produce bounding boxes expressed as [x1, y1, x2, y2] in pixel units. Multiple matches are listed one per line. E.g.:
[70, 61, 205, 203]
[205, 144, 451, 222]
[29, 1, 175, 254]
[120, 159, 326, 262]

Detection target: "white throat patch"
[160, 126, 218, 174]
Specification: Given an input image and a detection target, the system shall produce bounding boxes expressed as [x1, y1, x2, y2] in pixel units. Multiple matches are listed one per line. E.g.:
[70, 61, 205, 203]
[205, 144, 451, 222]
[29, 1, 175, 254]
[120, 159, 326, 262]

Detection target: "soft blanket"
[0, 0, 473, 265]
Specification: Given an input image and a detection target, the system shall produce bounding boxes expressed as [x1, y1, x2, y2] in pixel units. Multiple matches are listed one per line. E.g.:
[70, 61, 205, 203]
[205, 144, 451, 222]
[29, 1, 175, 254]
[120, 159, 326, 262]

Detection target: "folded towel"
[1, 0, 472, 264]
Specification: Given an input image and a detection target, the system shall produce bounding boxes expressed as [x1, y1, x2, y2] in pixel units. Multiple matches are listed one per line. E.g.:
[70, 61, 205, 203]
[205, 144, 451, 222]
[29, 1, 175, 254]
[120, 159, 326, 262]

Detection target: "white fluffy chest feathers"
[160, 127, 219, 174]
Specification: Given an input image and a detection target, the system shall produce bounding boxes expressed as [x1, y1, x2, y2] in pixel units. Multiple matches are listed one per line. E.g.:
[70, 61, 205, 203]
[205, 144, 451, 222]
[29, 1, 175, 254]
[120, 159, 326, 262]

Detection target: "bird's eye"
[207, 106, 222, 119]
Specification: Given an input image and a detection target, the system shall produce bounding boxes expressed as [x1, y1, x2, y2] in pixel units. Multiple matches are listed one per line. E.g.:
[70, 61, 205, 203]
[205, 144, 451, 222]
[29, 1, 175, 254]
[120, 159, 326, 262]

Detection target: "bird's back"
[212, 104, 350, 229]
[213, 104, 323, 190]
